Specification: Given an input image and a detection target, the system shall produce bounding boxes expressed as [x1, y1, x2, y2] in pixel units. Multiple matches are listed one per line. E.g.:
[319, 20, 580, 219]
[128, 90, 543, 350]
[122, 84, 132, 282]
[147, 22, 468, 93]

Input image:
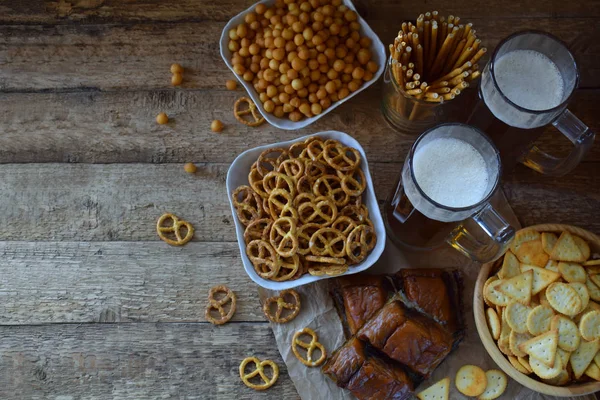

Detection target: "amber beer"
[466, 31, 594, 176]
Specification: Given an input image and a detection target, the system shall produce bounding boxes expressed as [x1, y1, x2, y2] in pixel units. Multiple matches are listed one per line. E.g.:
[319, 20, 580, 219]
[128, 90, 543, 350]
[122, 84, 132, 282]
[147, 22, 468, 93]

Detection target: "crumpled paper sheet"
[258, 190, 596, 400]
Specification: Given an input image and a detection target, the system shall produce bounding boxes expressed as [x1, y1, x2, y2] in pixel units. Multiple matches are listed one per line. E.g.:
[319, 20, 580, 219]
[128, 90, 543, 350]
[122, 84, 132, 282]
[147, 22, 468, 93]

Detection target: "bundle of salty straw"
[389, 11, 486, 106]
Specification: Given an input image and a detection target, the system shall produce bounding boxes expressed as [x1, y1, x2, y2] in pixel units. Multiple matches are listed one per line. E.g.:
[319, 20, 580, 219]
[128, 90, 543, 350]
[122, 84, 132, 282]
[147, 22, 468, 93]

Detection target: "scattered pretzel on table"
[292, 327, 327, 367]
[156, 213, 195, 246]
[262, 289, 301, 324]
[204, 285, 236, 325]
[234, 97, 265, 127]
[239, 356, 279, 390]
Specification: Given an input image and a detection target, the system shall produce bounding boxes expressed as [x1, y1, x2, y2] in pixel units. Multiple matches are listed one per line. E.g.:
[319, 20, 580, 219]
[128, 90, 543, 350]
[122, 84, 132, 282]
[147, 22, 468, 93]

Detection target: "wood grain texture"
[0, 323, 300, 400]
[1, 162, 598, 243]
[0, 241, 266, 324]
[0, 18, 598, 92]
[0, 87, 598, 164]
[3, 0, 598, 24]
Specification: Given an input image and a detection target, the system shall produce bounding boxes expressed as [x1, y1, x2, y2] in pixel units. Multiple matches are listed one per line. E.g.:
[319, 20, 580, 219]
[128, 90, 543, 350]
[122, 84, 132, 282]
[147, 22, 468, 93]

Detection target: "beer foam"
[413, 138, 489, 208]
[494, 49, 564, 111]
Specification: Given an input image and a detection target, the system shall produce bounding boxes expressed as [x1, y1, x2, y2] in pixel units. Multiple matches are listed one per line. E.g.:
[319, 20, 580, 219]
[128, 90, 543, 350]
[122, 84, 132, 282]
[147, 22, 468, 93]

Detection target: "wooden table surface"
[0, 1, 599, 399]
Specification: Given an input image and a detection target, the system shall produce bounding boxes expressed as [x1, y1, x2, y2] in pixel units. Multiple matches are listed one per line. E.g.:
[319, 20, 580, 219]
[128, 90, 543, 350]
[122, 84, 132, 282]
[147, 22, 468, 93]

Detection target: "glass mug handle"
[447, 204, 515, 263]
[521, 109, 595, 177]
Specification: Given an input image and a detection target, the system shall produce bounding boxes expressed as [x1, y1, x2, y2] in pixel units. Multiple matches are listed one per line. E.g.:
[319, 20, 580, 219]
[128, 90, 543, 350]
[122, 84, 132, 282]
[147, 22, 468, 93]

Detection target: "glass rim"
[408, 123, 502, 213]
[489, 30, 580, 115]
[386, 56, 446, 107]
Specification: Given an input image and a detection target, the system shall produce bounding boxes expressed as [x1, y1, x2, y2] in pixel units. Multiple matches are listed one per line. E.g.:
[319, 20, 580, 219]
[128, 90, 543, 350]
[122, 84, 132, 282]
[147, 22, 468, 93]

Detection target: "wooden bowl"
[474, 223, 600, 397]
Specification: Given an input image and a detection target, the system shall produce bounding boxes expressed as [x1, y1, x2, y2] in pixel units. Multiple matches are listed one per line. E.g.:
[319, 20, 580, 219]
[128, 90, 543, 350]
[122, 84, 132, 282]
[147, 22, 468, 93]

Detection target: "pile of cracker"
[483, 228, 600, 385]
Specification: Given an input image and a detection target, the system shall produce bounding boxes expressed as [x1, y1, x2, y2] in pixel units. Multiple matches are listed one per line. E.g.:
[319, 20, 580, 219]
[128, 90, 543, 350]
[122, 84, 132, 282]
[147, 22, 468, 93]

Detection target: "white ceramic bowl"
[219, 0, 386, 130]
[226, 131, 386, 290]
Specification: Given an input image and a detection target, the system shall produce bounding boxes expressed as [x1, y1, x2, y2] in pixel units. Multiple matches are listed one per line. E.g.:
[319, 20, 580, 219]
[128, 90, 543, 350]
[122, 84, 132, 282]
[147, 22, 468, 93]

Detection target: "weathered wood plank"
[0, 323, 300, 400]
[0, 87, 598, 164]
[0, 19, 598, 92]
[0, 162, 598, 242]
[0, 241, 267, 324]
[2, 0, 597, 25]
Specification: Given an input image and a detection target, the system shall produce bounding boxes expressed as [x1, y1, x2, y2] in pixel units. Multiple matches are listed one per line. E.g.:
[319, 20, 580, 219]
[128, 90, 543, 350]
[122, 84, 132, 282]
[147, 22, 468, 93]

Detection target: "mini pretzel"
[309, 227, 346, 258]
[277, 159, 305, 182]
[262, 289, 301, 323]
[305, 255, 346, 265]
[234, 97, 265, 127]
[298, 196, 338, 227]
[268, 189, 298, 220]
[340, 204, 370, 226]
[288, 141, 308, 159]
[205, 285, 236, 325]
[338, 168, 366, 197]
[239, 357, 279, 390]
[156, 213, 194, 246]
[313, 174, 350, 208]
[297, 223, 321, 255]
[263, 172, 296, 197]
[269, 217, 299, 257]
[271, 254, 301, 282]
[293, 192, 316, 209]
[308, 263, 348, 277]
[323, 143, 361, 172]
[346, 224, 377, 264]
[332, 216, 358, 236]
[306, 139, 326, 162]
[304, 160, 327, 180]
[292, 327, 327, 367]
[232, 185, 264, 226]
[244, 218, 273, 244]
[296, 175, 314, 194]
[257, 148, 289, 176]
[246, 239, 280, 279]
[248, 167, 269, 198]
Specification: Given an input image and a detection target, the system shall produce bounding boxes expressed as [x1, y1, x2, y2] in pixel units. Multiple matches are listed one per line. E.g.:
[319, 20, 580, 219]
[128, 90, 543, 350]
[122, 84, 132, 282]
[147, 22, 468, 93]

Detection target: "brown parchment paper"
[258, 190, 596, 400]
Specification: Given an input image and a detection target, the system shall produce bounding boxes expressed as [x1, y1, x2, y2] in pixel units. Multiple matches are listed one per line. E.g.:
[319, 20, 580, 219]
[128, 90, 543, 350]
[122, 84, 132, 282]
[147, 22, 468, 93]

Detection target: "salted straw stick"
[387, 11, 486, 106]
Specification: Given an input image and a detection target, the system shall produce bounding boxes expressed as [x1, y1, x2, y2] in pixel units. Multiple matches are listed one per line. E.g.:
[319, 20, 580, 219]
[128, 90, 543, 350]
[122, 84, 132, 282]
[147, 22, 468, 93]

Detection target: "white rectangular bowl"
[219, 0, 386, 130]
[226, 131, 386, 290]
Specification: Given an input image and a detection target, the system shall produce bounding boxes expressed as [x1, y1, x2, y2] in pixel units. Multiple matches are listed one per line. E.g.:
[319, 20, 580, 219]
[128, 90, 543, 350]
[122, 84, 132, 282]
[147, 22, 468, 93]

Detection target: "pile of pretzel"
[232, 136, 377, 281]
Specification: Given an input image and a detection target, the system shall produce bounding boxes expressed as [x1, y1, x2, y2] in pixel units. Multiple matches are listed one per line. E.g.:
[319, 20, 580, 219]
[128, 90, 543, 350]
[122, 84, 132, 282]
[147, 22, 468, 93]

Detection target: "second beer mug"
[384, 123, 515, 263]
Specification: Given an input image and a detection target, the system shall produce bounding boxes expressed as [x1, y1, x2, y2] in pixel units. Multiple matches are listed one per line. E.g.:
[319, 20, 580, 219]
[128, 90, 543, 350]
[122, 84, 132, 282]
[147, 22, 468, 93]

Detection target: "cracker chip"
[575, 300, 600, 324]
[499, 251, 520, 279]
[585, 361, 600, 381]
[518, 330, 558, 367]
[510, 230, 541, 254]
[485, 279, 511, 307]
[546, 282, 583, 316]
[550, 231, 585, 262]
[527, 305, 554, 336]
[585, 277, 600, 302]
[498, 309, 513, 356]
[510, 330, 533, 357]
[579, 310, 600, 341]
[518, 356, 533, 373]
[542, 232, 558, 255]
[506, 301, 532, 334]
[520, 264, 561, 295]
[573, 235, 591, 261]
[557, 347, 571, 368]
[541, 369, 570, 386]
[570, 339, 600, 379]
[550, 315, 581, 352]
[545, 260, 559, 273]
[530, 352, 563, 379]
[558, 262, 587, 283]
[477, 369, 507, 400]
[590, 274, 600, 290]
[486, 307, 501, 340]
[496, 270, 533, 305]
[416, 377, 450, 400]
[515, 240, 549, 267]
[583, 259, 600, 267]
[509, 355, 531, 374]
[455, 365, 487, 397]
[570, 282, 590, 311]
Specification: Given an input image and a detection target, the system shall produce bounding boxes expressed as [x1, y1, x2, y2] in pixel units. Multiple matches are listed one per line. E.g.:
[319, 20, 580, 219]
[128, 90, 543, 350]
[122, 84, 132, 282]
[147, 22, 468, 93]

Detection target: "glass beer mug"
[384, 123, 515, 263]
[467, 30, 595, 176]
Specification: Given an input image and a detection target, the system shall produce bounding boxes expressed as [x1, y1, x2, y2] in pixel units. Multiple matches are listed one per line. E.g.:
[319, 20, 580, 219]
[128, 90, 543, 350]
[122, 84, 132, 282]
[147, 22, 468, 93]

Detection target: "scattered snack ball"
[262, 289, 301, 323]
[156, 112, 169, 125]
[483, 227, 600, 386]
[291, 327, 326, 367]
[239, 356, 279, 390]
[226, 79, 238, 90]
[171, 73, 183, 86]
[205, 285, 236, 325]
[227, 0, 378, 122]
[184, 162, 197, 174]
[416, 377, 450, 400]
[156, 213, 194, 246]
[477, 370, 507, 400]
[170, 63, 184, 74]
[455, 365, 487, 397]
[211, 119, 224, 132]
